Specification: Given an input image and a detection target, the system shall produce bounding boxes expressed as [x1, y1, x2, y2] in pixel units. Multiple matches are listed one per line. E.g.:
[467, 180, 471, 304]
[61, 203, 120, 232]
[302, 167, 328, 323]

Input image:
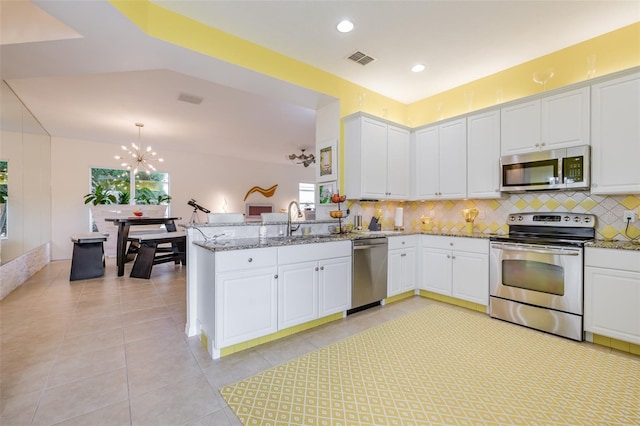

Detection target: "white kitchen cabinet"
[467, 109, 501, 198]
[388, 235, 418, 297]
[278, 241, 351, 329]
[419, 235, 489, 305]
[590, 72, 640, 194]
[215, 247, 278, 348]
[584, 247, 640, 345]
[345, 113, 411, 199]
[501, 87, 589, 155]
[414, 118, 467, 200]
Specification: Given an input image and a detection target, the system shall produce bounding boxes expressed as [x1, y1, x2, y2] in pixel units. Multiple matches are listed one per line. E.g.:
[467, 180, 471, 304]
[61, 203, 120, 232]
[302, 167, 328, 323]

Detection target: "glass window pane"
[134, 171, 170, 205]
[299, 182, 315, 210]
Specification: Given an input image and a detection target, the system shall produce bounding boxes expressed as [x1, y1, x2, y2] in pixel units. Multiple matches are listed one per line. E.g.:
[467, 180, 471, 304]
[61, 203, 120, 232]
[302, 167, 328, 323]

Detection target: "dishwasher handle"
[354, 244, 385, 250]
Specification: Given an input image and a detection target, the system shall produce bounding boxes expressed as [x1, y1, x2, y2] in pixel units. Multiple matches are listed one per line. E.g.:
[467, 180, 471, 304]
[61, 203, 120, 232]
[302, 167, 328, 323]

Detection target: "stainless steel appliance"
[350, 237, 388, 313]
[489, 212, 595, 340]
[500, 145, 590, 192]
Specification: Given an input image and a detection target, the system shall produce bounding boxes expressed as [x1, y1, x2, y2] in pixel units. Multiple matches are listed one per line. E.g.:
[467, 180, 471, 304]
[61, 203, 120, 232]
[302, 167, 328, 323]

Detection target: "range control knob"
[517, 215, 524, 221]
[584, 217, 591, 223]
[509, 216, 516, 222]
[564, 216, 571, 221]
[574, 216, 581, 222]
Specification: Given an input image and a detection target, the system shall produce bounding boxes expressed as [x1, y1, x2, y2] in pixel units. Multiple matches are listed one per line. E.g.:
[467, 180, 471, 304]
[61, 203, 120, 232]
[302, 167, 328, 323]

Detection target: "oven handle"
[490, 243, 580, 256]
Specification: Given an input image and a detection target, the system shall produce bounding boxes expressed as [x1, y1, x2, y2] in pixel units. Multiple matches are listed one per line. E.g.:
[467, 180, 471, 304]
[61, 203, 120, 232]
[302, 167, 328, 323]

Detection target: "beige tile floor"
[0, 258, 437, 426]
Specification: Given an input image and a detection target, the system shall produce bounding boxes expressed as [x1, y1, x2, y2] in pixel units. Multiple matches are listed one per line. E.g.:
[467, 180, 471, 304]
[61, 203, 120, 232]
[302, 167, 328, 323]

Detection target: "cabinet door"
[361, 118, 389, 199]
[584, 266, 640, 344]
[438, 118, 467, 199]
[387, 125, 411, 198]
[467, 110, 501, 198]
[452, 251, 488, 305]
[318, 257, 351, 316]
[420, 247, 451, 295]
[541, 87, 590, 149]
[414, 126, 439, 199]
[591, 73, 640, 194]
[216, 268, 278, 347]
[501, 100, 541, 155]
[388, 249, 404, 297]
[278, 261, 319, 329]
[401, 249, 417, 293]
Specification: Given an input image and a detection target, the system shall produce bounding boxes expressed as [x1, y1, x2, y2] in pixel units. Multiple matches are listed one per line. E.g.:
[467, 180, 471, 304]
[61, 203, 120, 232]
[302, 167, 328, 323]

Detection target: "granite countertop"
[585, 240, 640, 251]
[192, 229, 494, 252]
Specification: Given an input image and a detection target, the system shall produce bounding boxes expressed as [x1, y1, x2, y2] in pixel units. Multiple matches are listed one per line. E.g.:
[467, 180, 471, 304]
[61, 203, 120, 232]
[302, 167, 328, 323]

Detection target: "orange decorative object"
[243, 184, 278, 201]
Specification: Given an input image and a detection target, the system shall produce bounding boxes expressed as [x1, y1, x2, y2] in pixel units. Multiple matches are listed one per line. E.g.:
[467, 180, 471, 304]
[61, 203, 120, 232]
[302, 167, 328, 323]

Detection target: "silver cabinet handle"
[447, 254, 451, 258]
[315, 267, 319, 271]
[320, 266, 324, 270]
[491, 242, 580, 256]
[452, 256, 456, 259]
[247, 257, 253, 262]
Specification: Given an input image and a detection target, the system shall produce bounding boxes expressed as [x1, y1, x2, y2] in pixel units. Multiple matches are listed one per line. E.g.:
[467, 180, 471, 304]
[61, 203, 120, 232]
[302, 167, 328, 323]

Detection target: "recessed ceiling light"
[337, 20, 354, 33]
[411, 64, 426, 73]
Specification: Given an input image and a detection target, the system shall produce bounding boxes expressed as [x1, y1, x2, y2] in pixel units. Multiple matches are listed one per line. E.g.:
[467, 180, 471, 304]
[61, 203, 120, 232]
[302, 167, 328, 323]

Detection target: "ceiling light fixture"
[336, 20, 354, 33]
[411, 64, 426, 73]
[288, 149, 315, 168]
[115, 123, 164, 173]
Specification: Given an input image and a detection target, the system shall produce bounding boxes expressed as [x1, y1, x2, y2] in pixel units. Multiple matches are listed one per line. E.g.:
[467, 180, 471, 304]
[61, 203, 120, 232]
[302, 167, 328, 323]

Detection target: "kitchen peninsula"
[183, 220, 493, 359]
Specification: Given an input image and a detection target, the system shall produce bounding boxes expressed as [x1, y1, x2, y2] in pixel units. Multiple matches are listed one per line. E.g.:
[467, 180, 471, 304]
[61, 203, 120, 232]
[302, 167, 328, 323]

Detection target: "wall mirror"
[0, 81, 51, 266]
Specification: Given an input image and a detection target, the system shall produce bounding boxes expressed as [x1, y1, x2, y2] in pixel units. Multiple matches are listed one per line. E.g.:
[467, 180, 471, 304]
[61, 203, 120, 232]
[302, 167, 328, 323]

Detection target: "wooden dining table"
[105, 216, 182, 277]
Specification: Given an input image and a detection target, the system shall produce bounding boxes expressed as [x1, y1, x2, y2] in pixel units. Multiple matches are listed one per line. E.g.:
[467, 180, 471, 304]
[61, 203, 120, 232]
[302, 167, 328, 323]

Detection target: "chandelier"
[115, 123, 163, 173]
[288, 149, 315, 167]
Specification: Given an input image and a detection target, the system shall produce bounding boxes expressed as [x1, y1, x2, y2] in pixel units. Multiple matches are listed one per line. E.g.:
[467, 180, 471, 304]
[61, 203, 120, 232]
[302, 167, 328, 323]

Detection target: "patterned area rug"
[220, 305, 639, 425]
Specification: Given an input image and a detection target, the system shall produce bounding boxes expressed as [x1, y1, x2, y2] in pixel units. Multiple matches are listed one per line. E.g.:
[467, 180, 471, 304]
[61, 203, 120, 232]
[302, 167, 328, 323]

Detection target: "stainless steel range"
[489, 212, 596, 341]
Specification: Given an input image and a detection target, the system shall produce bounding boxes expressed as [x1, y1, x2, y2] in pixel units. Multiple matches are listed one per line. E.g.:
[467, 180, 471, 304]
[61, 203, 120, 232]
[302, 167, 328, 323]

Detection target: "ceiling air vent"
[347, 50, 376, 66]
[177, 93, 204, 105]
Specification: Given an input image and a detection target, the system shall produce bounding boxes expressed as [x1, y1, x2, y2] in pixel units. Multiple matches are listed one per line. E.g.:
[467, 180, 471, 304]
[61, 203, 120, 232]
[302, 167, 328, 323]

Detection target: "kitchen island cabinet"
[590, 72, 640, 194]
[214, 247, 278, 348]
[413, 118, 467, 200]
[419, 235, 489, 305]
[500, 87, 589, 155]
[344, 113, 410, 200]
[278, 241, 351, 329]
[584, 247, 640, 345]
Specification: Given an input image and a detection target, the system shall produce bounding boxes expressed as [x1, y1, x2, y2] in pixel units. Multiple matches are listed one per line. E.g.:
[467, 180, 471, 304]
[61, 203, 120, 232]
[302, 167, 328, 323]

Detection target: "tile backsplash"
[346, 192, 640, 241]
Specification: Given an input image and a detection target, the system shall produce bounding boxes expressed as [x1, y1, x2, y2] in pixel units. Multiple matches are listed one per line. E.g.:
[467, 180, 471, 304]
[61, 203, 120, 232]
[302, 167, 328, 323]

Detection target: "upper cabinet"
[501, 87, 590, 155]
[414, 118, 467, 200]
[467, 109, 501, 199]
[590, 72, 640, 195]
[344, 113, 410, 200]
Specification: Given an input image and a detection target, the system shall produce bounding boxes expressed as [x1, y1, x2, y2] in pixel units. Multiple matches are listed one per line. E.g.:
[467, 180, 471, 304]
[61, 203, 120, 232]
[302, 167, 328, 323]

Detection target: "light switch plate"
[623, 210, 636, 223]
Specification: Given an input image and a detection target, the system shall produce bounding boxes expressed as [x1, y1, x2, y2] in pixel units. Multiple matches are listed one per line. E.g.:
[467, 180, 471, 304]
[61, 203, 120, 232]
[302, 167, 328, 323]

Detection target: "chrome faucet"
[287, 200, 302, 236]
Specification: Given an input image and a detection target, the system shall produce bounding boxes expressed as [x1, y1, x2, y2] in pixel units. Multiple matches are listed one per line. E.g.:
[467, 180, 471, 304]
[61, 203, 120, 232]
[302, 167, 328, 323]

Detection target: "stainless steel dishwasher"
[349, 237, 388, 314]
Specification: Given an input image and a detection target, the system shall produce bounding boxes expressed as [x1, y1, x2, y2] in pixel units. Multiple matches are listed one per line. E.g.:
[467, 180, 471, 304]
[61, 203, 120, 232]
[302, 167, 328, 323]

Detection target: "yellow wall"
[111, 0, 638, 126]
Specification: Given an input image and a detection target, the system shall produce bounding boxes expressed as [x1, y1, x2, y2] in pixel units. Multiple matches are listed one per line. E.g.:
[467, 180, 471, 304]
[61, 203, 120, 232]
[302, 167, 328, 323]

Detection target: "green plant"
[117, 190, 130, 205]
[135, 188, 171, 205]
[83, 184, 117, 205]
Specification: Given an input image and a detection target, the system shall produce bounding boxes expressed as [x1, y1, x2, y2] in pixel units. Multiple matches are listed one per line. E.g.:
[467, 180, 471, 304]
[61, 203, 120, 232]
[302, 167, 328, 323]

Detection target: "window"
[89, 168, 170, 205]
[299, 182, 315, 211]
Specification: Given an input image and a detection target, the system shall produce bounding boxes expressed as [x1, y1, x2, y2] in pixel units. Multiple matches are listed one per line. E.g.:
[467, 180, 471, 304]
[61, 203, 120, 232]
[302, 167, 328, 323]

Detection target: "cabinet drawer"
[585, 248, 640, 273]
[421, 235, 488, 253]
[388, 235, 417, 250]
[216, 247, 277, 272]
[278, 241, 351, 264]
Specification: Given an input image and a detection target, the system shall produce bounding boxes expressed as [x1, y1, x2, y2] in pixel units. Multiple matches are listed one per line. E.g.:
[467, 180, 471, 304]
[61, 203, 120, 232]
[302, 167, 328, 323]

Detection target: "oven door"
[489, 242, 583, 315]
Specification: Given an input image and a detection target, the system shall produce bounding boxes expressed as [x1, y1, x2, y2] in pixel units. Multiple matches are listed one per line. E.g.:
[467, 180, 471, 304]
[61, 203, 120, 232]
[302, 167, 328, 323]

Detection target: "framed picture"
[316, 138, 337, 182]
[318, 182, 336, 204]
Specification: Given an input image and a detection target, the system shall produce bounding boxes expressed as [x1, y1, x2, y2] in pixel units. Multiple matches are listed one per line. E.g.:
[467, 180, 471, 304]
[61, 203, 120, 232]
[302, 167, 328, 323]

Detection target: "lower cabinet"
[388, 235, 418, 297]
[584, 247, 640, 345]
[419, 235, 489, 305]
[278, 241, 352, 329]
[215, 247, 278, 348]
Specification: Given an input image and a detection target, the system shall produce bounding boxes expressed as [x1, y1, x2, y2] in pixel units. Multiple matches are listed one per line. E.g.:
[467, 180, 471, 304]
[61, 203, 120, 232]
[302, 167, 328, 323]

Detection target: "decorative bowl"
[133, 210, 143, 217]
[329, 210, 343, 218]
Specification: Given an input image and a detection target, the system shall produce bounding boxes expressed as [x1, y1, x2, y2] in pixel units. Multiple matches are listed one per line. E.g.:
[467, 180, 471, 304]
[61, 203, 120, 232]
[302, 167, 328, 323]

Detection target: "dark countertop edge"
[585, 240, 640, 251]
[191, 230, 496, 252]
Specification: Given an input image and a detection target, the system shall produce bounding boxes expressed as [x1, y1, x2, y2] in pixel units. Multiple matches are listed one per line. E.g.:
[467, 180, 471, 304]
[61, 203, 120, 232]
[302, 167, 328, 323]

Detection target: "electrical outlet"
[623, 210, 636, 223]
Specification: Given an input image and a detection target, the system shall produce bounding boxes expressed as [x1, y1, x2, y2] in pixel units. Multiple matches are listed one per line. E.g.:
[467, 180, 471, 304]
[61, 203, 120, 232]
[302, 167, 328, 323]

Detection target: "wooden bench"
[129, 231, 187, 279]
[70, 232, 108, 281]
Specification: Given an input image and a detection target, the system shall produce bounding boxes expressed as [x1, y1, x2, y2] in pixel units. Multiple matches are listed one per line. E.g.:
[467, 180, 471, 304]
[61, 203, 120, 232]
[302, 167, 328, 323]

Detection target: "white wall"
[51, 136, 314, 260]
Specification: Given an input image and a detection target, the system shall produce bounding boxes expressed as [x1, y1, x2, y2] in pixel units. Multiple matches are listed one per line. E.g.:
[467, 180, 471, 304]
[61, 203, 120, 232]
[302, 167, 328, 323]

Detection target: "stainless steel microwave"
[500, 145, 590, 192]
